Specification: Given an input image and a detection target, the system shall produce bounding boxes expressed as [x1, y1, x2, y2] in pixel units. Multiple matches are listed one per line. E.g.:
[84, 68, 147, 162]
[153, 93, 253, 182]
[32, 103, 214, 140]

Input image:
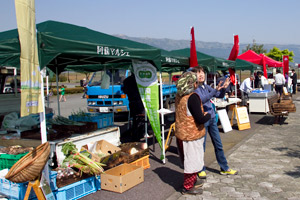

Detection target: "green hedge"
[45, 87, 84, 96]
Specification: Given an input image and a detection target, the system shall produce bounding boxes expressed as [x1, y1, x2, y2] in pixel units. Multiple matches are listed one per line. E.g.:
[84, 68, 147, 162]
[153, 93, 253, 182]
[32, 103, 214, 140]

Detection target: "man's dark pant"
[241, 91, 248, 106]
[293, 83, 297, 94]
[275, 85, 283, 96]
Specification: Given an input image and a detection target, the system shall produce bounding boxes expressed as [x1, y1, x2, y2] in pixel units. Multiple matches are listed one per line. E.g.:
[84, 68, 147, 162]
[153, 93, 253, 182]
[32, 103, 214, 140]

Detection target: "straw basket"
[5, 142, 51, 183]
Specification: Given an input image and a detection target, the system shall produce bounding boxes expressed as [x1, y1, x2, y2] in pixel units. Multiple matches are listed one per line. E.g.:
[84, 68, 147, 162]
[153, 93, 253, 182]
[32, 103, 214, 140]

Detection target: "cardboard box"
[81, 140, 121, 163]
[95, 140, 121, 156]
[101, 163, 144, 193]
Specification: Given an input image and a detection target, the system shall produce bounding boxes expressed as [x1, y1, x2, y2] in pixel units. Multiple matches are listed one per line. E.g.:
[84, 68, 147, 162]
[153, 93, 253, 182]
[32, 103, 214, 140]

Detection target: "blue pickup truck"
[86, 69, 177, 113]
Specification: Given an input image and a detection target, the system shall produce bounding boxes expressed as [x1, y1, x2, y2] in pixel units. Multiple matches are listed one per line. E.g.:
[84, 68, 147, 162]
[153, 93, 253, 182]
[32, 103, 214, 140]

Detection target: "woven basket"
[5, 142, 51, 183]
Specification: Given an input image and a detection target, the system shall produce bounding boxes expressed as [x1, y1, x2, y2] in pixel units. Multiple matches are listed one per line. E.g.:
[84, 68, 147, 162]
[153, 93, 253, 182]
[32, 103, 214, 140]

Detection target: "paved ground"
[166, 94, 300, 200]
[1, 92, 300, 200]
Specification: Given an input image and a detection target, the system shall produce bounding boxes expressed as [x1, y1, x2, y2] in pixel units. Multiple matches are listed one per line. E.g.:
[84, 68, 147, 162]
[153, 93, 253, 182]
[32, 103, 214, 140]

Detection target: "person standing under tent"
[284, 73, 289, 89]
[240, 75, 254, 106]
[274, 69, 285, 98]
[175, 71, 210, 195]
[291, 69, 297, 94]
[255, 71, 268, 89]
[123, 73, 145, 142]
[191, 66, 238, 180]
[82, 78, 88, 99]
[59, 85, 66, 102]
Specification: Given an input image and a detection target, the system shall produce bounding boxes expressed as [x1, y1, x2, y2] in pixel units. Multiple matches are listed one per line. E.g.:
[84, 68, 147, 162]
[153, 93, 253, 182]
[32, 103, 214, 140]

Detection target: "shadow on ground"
[152, 167, 183, 190]
[255, 116, 288, 125]
[285, 166, 300, 178]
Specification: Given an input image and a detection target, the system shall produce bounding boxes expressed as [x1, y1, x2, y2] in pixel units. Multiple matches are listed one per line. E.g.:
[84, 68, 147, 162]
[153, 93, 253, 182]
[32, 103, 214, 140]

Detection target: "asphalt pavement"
[1, 92, 300, 200]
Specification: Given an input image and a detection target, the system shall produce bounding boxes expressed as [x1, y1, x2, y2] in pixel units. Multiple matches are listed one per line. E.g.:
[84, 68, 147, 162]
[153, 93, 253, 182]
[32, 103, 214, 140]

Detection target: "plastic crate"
[0, 153, 28, 170]
[49, 171, 58, 192]
[130, 155, 150, 170]
[0, 178, 36, 200]
[55, 176, 99, 200]
[46, 113, 54, 120]
[69, 113, 113, 129]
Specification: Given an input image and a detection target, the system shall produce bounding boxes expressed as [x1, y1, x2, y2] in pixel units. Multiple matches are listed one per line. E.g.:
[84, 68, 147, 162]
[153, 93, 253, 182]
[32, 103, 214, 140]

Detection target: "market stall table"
[213, 97, 241, 109]
[248, 90, 276, 113]
[49, 126, 120, 165]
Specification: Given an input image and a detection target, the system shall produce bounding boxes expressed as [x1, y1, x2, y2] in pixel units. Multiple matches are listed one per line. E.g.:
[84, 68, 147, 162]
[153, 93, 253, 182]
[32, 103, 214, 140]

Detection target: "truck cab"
[86, 69, 177, 113]
[86, 69, 130, 113]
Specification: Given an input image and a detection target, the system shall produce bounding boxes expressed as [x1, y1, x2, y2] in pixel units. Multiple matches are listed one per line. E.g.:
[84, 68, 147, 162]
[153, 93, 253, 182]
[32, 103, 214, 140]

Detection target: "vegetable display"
[50, 116, 85, 126]
[61, 142, 105, 176]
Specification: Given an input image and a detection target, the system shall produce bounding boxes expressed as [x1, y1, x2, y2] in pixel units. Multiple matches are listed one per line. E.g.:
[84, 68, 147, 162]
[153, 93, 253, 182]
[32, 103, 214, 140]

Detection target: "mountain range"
[116, 35, 300, 66]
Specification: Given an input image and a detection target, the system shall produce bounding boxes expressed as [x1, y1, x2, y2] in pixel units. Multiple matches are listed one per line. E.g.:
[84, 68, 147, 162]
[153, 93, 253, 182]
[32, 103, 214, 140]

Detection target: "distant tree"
[242, 39, 267, 54]
[80, 72, 91, 81]
[266, 46, 294, 62]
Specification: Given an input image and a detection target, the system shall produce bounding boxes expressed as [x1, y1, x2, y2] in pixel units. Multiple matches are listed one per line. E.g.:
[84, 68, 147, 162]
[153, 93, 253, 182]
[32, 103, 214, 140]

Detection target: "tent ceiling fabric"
[170, 48, 235, 72]
[0, 20, 162, 73]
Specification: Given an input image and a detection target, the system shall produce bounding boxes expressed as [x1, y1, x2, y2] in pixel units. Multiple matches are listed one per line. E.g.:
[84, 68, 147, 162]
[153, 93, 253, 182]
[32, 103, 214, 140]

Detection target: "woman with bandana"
[175, 71, 211, 195]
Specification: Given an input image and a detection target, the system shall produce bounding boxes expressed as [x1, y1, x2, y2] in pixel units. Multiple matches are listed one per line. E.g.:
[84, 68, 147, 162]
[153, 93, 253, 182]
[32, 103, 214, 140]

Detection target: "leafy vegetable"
[61, 142, 105, 176]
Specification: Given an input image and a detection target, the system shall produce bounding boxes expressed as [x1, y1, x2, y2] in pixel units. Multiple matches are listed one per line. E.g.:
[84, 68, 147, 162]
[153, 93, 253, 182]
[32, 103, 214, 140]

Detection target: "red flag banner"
[283, 55, 289, 76]
[228, 35, 239, 61]
[261, 55, 268, 78]
[228, 35, 239, 85]
[189, 27, 198, 67]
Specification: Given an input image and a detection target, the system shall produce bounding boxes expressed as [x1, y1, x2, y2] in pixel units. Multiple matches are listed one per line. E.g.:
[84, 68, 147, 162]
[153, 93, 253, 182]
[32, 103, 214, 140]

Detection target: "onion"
[130, 148, 138, 155]
[140, 143, 148, 150]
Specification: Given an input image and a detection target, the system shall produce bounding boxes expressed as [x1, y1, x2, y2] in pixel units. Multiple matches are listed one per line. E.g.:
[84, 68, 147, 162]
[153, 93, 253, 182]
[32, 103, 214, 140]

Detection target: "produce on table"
[61, 142, 105, 176]
[0, 146, 34, 155]
[121, 142, 148, 155]
[49, 116, 85, 126]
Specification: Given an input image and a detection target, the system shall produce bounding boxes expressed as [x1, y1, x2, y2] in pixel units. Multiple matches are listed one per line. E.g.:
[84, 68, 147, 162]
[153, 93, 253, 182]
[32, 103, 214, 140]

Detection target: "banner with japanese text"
[15, 0, 43, 116]
[132, 60, 162, 149]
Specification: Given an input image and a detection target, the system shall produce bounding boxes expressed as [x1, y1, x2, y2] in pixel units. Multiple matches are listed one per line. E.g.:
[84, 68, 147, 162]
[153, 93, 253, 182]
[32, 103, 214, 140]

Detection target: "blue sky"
[1, 0, 299, 45]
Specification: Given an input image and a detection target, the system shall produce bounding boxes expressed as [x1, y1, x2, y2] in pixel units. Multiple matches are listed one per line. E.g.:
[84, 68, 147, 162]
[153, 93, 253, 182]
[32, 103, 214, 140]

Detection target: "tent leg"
[159, 73, 166, 164]
[55, 64, 60, 116]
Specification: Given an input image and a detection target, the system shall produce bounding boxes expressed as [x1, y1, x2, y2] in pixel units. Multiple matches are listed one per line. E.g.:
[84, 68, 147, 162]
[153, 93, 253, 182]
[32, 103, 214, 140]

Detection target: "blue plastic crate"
[69, 113, 113, 129]
[94, 175, 101, 191]
[46, 113, 54, 120]
[49, 171, 58, 192]
[0, 178, 36, 200]
[55, 176, 99, 200]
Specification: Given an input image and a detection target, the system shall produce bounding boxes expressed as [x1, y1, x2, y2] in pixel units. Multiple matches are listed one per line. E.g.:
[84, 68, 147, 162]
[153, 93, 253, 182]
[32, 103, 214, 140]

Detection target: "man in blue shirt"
[191, 66, 238, 179]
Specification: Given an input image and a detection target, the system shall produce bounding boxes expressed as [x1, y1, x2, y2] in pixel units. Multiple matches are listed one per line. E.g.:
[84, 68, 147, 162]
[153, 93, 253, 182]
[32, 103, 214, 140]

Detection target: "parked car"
[172, 74, 181, 82]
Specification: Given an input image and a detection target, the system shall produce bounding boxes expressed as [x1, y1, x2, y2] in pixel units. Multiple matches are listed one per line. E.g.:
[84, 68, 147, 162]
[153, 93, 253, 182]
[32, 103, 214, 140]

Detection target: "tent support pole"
[55, 60, 61, 116]
[159, 72, 166, 164]
[112, 69, 114, 125]
[46, 75, 49, 108]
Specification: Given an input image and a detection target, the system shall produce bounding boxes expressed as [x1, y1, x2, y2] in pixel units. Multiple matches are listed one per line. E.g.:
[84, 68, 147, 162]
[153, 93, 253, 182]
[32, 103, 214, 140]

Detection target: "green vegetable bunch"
[61, 142, 105, 176]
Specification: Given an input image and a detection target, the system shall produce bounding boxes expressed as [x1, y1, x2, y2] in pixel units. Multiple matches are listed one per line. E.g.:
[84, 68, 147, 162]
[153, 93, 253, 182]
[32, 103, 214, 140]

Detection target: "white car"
[3, 85, 12, 93]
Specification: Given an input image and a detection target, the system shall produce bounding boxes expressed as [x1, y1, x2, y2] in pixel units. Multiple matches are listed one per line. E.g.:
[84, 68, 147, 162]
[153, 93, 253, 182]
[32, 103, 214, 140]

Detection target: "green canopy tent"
[169, 48, 235, 72]
[0, 20, 177, 163]
[235, 59, 262, 72]
[160, 49, 190, 73]
[0, 20, 162, 72]
[0, 29, 20, 68]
